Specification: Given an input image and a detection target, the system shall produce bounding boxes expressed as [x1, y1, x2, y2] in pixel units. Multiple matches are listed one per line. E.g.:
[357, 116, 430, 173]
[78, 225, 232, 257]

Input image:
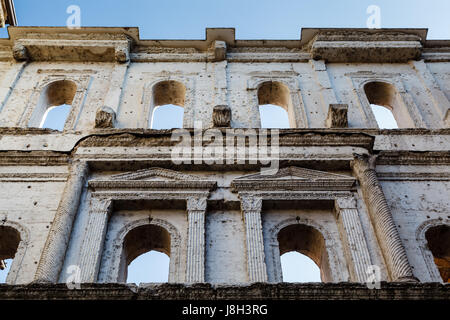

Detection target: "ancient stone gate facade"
[0, 20, 449, 294]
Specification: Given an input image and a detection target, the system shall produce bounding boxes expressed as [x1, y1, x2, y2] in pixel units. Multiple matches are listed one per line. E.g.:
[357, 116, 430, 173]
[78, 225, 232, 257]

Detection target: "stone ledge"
[0, 282, 447, 300]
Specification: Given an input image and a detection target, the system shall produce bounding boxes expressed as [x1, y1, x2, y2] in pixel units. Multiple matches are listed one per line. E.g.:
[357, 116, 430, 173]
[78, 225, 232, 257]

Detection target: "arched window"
[364, 81, 411, 129]
[150, 80, 185, 129]
[425, 225, 450, 283]
[277, 224, 330, 282]
[32, 80, 77, 131]
[258, 81, 294, 128]
[0, 226, 21, 283]
[120, 224, 171, 283]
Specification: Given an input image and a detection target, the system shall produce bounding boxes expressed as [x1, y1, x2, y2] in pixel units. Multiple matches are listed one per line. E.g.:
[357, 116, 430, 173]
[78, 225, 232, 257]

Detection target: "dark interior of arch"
[277, 223, 331, 282]
[153, 80, 186, 107]
[0, 226, 21, 272]
[425, 224, 450, 282]
[257, 81, 290, 110]
[364, 81, 396, 109]
[123, 224, 171, 266]
[45, 80, 77, 107]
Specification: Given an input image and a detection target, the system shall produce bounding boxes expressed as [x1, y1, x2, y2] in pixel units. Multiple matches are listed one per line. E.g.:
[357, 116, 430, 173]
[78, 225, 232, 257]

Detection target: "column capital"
[335, 196, 357, 211]
[89, 197, 113, 214]
[187, 197, 207, 212]
[240, 196, 262, 213]
[351, 153, 377, 177]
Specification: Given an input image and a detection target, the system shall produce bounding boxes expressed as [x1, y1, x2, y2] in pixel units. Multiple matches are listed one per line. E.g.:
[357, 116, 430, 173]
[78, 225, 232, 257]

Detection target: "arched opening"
[0, 226, 21, 283]
[120, 224, 171, 284]
[150, 80, 186, 129]
[258, 81, 294, 128]
[277, 224, 330, 282]
[425, 225, 450, 283]
[363, 81, 411, 128]
[32, 80, 77, 130]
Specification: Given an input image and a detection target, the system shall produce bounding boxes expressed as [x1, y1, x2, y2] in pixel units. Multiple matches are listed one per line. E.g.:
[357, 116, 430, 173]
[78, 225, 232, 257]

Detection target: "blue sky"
[1, 0, 450, 39]
[1, 0, 448, 283]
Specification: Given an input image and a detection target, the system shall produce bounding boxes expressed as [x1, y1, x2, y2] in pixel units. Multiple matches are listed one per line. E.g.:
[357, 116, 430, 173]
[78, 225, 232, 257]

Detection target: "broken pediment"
[89, 167, 216, 191]
[231, 166, 355, 191]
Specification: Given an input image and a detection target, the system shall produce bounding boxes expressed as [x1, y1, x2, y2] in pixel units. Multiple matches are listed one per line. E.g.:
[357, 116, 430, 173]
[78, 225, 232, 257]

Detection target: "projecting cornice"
[0, 27, 446, 63]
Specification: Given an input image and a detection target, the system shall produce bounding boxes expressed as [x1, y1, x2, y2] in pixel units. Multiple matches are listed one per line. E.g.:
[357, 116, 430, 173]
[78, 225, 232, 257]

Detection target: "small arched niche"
[258, 81, 295, 128]
[150, 80, 186, 129]
[277, 224, 330, 282]
[31, 80, 77, 131]
[0, 226, 21, 283]
[425, 225, 450, 283]
[120, 224, 171, 283]
[363, 81, 413, 129]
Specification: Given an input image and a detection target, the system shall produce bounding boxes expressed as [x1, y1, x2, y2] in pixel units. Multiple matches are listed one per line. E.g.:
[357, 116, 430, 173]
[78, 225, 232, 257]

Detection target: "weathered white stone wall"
[378, 165, 450, 282]
[0, 165, 67, 284]
[0, 27, 449, 285]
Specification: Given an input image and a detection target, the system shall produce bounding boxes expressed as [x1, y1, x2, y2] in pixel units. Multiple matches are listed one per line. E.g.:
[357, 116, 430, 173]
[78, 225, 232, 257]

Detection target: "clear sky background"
[1, 0, 449, 283]
[1, 0, 450, 39]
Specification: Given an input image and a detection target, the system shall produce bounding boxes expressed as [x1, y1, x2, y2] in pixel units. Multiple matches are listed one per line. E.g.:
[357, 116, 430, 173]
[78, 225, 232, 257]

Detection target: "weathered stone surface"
[0, 282, 447, 300]
[0, 25, 449, 298]
[212, 105, 231, 127]
[95, 106, 116, 128]
[325, 104, 348, 128]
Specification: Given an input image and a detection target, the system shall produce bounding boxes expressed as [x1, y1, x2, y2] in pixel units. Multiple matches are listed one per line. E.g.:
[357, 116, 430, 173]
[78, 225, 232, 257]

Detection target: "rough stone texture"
[0, 282, 447, 300]
[95, 106, 116, 128]
[325, 104, 348, 128]
[212, 105, 231, 127]
[0, 26, 449, 300]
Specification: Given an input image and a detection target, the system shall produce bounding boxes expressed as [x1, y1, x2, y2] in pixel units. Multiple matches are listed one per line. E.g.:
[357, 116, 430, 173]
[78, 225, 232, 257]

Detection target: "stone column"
[34, 161, 89, 283]
[241, 196, 268, 282]
[186, 197, 207, 283]
[351, 154, 417, 282]
[78, 197, 112, 283]
[335, 196, 373, 282]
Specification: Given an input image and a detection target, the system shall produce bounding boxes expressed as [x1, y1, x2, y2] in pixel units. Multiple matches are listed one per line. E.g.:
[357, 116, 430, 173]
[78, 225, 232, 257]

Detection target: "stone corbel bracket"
[308, 30, 424, 63]
[11, 32, 133, 63]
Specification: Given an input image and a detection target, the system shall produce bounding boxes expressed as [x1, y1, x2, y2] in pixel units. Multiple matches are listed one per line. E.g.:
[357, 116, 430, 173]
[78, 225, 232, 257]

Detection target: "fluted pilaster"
[241, 196, 268, 283]
[186, 197, 207, 283]
[335, 197, 372, 282]
[78, 198, 112, 283]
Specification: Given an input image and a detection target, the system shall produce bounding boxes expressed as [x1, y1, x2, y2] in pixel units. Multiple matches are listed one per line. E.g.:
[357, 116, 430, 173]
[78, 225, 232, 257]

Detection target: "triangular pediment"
[234, 167, 353, 181]
[89, 167, 216, 191]
[232, 166, 355, 191]
[108, 167, 204, 181]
